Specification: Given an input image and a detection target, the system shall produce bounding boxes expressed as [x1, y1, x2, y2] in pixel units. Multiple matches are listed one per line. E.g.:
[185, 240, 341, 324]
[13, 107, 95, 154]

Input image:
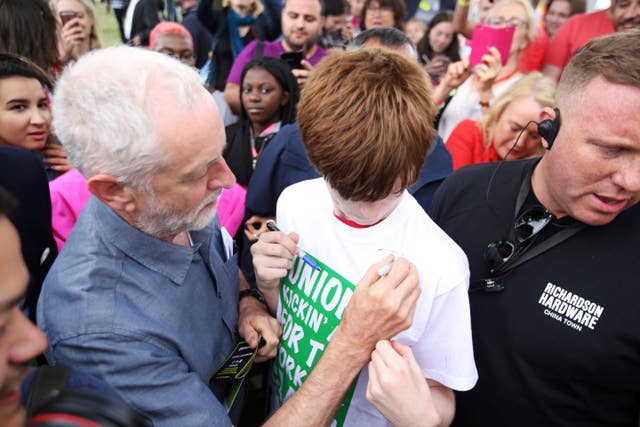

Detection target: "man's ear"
[539, 106, 556, 122]
[538, 106, 557, 150]
[87, 174, 139, 214]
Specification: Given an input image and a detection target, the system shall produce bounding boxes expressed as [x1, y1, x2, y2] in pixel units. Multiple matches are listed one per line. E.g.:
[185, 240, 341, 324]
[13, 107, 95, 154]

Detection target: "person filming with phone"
[223, 0, 329, 115]
[51, 0, 104, 66]
[433, 0, 535, 141]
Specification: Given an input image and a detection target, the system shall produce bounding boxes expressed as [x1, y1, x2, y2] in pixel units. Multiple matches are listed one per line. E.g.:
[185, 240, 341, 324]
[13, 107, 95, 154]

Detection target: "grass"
[94, 2, 124, 47]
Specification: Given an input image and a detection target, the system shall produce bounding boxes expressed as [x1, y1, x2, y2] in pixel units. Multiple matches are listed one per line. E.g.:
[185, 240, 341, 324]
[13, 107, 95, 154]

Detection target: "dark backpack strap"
[255, 40, 264, 60]
[25, 366, 71, 416]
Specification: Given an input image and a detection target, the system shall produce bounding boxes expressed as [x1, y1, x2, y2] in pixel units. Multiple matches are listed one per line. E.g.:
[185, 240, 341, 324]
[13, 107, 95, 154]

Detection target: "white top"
[274, 178, 478, 427]
[438, 73, 523, 142]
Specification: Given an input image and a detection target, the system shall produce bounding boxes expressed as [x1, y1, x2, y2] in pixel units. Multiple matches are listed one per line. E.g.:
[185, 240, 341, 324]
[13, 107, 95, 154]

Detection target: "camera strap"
[25, 365, 71, 416]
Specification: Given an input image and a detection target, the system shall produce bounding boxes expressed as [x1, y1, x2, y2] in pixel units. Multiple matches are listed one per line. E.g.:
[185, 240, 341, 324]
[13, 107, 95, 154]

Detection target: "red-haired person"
[149, 22, 196, 67]
[252, 49, 477, 426]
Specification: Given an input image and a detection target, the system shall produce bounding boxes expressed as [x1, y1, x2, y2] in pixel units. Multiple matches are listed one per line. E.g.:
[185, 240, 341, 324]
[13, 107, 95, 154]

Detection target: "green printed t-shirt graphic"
[272, 253, 357, 427]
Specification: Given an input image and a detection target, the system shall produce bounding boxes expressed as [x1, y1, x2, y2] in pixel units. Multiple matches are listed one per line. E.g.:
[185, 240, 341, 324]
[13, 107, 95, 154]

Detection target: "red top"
[544, 10, 615, 70]
[446, 119, 499, 170]
[518, 29, 549, 72]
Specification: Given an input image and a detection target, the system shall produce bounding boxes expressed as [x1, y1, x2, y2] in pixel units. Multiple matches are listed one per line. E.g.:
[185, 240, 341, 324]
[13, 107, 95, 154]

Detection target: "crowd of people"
[0, 0, 639, 426]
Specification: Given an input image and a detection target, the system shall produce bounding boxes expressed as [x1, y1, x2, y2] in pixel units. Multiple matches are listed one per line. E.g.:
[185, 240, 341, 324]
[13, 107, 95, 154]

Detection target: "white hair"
[53, 46, 203, 190]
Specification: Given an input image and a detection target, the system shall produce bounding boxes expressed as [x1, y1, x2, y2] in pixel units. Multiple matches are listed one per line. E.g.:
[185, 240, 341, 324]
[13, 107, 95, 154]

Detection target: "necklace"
[493, 68, 520, 85]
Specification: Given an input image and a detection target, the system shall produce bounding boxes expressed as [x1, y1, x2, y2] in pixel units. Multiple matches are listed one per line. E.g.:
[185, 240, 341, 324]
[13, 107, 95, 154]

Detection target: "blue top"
[37, 196, 239, 427]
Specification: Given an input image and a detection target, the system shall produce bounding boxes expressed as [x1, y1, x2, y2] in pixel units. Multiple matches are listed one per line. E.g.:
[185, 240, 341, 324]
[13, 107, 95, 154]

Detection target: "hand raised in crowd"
[433, 57, 471, 104]
[424, 54, 451, 81]
[291, 60, 314, 87]
[441, 57, 471, 90]
[59, 17, 87, 61]
[341, 23, 355, 43]
[367, 340, 441, 427]
[474, 46, 502, 92]
[251, 229, 300, 312]
[337, 256, 421, 352]
[41, 140, 73, 173]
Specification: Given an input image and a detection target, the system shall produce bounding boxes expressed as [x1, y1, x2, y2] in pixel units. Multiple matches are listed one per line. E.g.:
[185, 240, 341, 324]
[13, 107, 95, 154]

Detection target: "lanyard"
[473, 163, 586, 292]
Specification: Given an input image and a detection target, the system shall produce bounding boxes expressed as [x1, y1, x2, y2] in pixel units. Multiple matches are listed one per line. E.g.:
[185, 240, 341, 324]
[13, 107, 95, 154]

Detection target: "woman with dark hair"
[544, 0, 586, 37]
[197, 0, 281, 92]
[0, 53, 72, 179]
[360, 0, 406, 31]
[0, 0, 58, 75]
[223, 57, 299, 188]
[417, 10, 460, 86]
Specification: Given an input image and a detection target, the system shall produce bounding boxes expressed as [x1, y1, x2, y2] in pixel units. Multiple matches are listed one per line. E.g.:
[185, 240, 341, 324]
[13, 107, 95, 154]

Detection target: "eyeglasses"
[485, 17, 528, 28]
[485, 206, 552, 276]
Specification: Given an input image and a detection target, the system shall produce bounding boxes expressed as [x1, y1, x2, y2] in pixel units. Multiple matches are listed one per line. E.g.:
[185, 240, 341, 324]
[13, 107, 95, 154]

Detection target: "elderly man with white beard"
[36, 46, 281, 427]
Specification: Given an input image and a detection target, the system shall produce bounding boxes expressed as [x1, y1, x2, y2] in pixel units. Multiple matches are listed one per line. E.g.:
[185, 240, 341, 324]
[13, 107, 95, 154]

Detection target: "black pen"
[265, 220, 320, 270]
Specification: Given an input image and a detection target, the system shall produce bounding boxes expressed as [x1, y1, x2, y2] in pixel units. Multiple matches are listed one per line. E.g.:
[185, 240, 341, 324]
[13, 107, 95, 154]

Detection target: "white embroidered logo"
[538, 282, 604, 332]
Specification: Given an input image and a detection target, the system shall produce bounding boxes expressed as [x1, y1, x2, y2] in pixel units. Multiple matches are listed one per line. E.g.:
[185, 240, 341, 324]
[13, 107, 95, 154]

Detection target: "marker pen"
[265, 220, 320, 270]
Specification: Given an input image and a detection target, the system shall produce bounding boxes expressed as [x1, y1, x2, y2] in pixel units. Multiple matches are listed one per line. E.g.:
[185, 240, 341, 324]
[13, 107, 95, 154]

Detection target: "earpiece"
[538, 107, 561, 150]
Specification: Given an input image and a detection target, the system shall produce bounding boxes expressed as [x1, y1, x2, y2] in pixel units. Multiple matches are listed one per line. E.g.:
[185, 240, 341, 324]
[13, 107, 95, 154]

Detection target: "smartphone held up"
[59, 10, 78, 26]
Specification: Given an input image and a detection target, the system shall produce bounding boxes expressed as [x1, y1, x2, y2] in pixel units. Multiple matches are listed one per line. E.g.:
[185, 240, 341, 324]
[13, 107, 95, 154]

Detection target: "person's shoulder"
[448, 158, 530, 188]
[224, 121, 245, 139]
[237, 39, 260, 58]
[430, 159, 533, 219]
[262, 39, 285, 56]
[561, 9, 611, 31]
[397, 198, 470, 285]
[451, 119, 481, 137]
[280, 177, 324, 201]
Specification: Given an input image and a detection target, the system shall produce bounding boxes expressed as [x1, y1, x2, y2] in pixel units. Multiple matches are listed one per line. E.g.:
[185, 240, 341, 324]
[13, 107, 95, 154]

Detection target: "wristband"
[458, 0, 469, 7]
[239, 288, 267, 308]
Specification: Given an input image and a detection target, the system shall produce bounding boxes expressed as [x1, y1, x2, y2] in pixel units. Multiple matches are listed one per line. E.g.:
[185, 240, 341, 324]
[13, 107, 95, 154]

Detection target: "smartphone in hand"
[280, 51, 305, 70]
[59, 10, 78, 26]
[468, 24, 515, 67]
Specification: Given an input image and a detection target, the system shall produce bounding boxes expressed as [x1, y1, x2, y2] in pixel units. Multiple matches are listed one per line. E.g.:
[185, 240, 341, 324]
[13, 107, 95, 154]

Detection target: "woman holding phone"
[51, 0, 104, 67]
[417, 10, 460, 87]
[434, 0, 536, 141]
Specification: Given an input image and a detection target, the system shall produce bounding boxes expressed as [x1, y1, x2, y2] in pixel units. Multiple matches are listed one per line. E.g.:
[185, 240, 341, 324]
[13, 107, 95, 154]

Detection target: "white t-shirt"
[273, 178, 478, 427]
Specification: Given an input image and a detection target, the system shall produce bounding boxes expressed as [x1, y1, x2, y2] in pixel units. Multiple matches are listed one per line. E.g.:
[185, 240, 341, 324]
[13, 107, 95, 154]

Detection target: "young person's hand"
[251, 229, 299, 311]
[41, 140, 73, 173]
[367, 340, 441, 427]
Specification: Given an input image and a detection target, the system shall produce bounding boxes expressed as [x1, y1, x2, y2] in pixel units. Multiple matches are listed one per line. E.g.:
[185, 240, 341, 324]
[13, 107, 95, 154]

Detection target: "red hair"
[149, 22, 193, 50]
